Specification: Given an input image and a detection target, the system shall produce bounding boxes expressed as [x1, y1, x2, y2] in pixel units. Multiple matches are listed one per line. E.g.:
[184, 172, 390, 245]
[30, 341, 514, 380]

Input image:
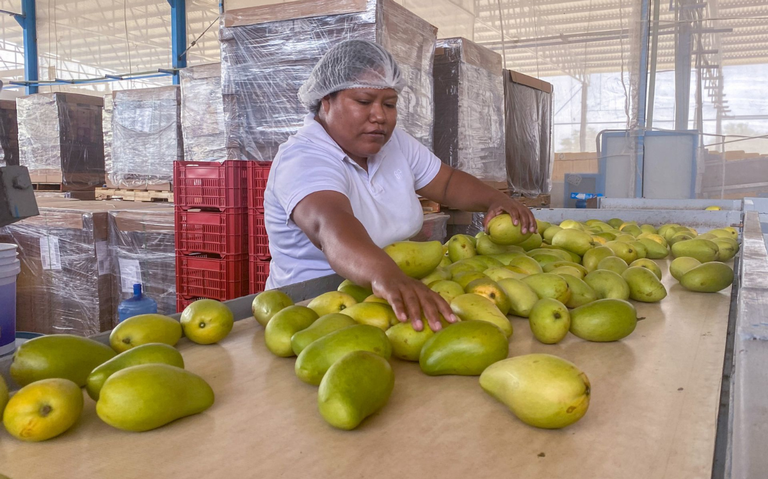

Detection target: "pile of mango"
[0, 299, 235, 442]
[255, 215, 738, 431]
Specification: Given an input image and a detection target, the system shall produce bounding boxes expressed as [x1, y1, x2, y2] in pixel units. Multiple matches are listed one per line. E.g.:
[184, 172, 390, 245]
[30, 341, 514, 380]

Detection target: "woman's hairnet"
[298, 39, 406, 112]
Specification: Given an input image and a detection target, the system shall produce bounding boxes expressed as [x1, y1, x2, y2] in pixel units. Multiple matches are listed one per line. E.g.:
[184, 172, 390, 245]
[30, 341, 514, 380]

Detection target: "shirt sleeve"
[272, 145, 350, 224]
[395, 129, 442, 190]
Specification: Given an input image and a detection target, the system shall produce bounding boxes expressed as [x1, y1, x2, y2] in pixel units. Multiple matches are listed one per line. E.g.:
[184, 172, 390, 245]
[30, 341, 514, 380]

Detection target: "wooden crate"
[95, 188, 174, 203]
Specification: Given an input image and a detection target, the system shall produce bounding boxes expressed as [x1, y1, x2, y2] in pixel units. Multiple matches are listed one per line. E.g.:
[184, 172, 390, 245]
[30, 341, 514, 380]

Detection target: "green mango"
[637, 238, 669, 259]
[419, 321, 509, 376]
[607, 218, 625, 229]
[542, 225, 563, 244]
[640, 224, 657, 234]
[550, 265, 585, 280]
[384, 240, 444, 278]
[307, 291, 357, 316]
[529, 253, 566, 266]
[109, 314, 182, 353]
[517, 233, 543, 251]
[507, 255, 544, 275]
[429, 280, 465, 303]
[96, 364, 214, 432]
[559, 219, 585, 231]
[668, 232, 694, 246]
[630, 258, 662, 280]
[594, 232, 618, 241]
[86, 343, 184, 401]
[521, 273, 572, 304]
[670, 257, 702, 281]
[671, 238, 719, 263]
[480, 354, 590, 429]
[264, 305, 319, 357]
[11, 335, 116, 387]
[251, 290, 294, 327]
[439, 255, 452, 268]
[295, 325, 391, 386]
[584, 270, 630, 301]
[630, 241, 648, 259]
[318, 351, 394, 430]
[536, 220, 552, 232]
[476, 234, 520, 256]
[605, 241, 638, 264]
[487, 252, 526, 265]
[528, 248, 571, 262]
[472, 255, 504, 270]
[340, 302, 398, 331]
[337, 280, 374, 303]
[484, 267, 521, 283]
[454, 271, 487, 290]
[447, 235, 477, 263]
[570, 298, 637, 342]
[386, 322, 435, 361]
[497, 278, 540, 318]
[450, 293, 513, 337]
[290, 313, 357, 356]
[680, 262, 734, 293]
[582, 246, 615, 273]
[712, 238, 738, 262]
[542, 261, 588, 277]
[559, 274, 598, 309]
[488, 214, 533, 245]
[465, 278, 512, 315]
[529, 299, 571, 344]
[597, 256, 629, 275]
[420, 268, 452, 286]
[0, 375, 8, 417]
[551, 229, 596, 256]
[622, 267, 667, 303]
[620, 224, 643, 237]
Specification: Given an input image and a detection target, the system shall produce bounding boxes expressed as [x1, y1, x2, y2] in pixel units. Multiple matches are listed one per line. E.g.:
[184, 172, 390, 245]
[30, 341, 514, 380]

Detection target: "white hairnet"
[298, 39, 406, 112]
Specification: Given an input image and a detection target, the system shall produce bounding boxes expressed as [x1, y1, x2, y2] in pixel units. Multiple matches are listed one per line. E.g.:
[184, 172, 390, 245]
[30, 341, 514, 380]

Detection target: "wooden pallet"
[95, 188, 174, 202]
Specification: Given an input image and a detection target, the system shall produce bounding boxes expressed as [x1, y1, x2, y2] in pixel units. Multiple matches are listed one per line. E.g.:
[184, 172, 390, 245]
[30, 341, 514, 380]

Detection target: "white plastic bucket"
[0, 243, 20, 357]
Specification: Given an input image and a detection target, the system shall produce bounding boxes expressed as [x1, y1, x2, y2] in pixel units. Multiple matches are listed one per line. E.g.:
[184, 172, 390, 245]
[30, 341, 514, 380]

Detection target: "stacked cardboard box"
[0, 100, 19, 167]
[17, 93, 105, 190]
[220, 0, 437, 161]
[180, 64, 227, 162]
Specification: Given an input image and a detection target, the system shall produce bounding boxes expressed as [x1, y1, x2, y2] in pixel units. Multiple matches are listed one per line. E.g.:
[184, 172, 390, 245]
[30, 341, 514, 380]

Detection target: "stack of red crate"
[247, 161, 272, 294]
[173, 161, 249, 312]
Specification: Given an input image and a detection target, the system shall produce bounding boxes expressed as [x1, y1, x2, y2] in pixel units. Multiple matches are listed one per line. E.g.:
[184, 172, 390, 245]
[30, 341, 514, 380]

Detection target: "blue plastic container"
[118, 284, 158, 323]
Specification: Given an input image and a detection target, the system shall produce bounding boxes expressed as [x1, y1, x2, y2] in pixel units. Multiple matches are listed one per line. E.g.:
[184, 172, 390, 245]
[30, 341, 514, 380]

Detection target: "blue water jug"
[118, 284, 158, 323]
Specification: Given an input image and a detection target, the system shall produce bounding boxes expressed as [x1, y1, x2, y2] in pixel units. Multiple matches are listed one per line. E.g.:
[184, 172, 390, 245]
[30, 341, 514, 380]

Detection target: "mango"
[0, 375, 7, 416]
[670, 256, 702, 281]
[607, 218, 625, 229]
[582, 246, 615, 273]
[517, 233, 543, 251]
[671, 238, 719, 263]
[364, 295, 390, 304]
[265, 305, 319, 357]
[537, 220, 552, 232]
[419, 321, 509, 376]
[559, 220, 584, 231]
[454, 271, 487, 290]
[447, 235, 477, 263]
[488, 252, 525, 265]
[472, 255, 504, 270]
[291, 313, 357, 356]
[597, 256, 629, 275]
[542, 261, 588, 277]
[307, 291, 357, 316]
[507, 255, 544, 275]
[549, 265, 585, 279]
[497, 278, 540, 318]
[340, 302, 397, 331]
[605, 241, 638, 264]
[621, 224, 643, 237]
[251, 290, 293, 327]
[521, 273, 572, 305]
[559, 274, 598, 309]
[529, 247, 572, 262]
[450, 294, 513, 337]
[484, 267, 520, 282]
[669, 232, 694, 246]
[337, 279, 374, 303]
[639, 232, 668, 247]
[384, 240, 444, 278]
[480, 354, 590, 429]
[630, 241, 648, 258]
[429, 280, 465, 303]
[386, 322, 435, 361]
[110, 314, 182, 353]
[551, 229, 596, 256]
[637, 238, 669, 259]
[542, 225, 563, 244]
[622, 267, 667, 303]
[3, 378, 83, 441]
[86, 343, 184, 400]
[488, 214, 533, 245]
[465, 278, 512, 315]
[439, 255, 452, 268]
[96, 364, 214, 432]
[180, 299, 235, 345]
[295, 325, 392, 386]
[529, 299, 571, 344]
[318, 351, 394, 430]
[584, 270, 630, 301]
[11, 335, 116, 387]
[712, 238, 738, 262]
[476, 234, 519, 256]
[630, 258, 662, 280]
[640, 224, 657, 234]
[680, 262, 734, 293]
[420, 268, 451, 286]
[570, 299, 637, 342]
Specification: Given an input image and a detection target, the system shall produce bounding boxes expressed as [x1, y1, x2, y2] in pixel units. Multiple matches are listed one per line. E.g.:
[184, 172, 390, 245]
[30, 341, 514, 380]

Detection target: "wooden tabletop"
[0, 259, 731, 479]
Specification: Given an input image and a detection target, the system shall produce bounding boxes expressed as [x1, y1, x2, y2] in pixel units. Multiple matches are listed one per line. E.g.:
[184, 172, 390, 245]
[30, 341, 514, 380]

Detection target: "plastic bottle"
[118, 283, 158, 323]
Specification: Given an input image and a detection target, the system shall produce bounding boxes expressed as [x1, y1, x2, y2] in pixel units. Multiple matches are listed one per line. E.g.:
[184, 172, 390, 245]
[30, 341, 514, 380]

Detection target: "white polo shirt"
[263, 114, 441, 289]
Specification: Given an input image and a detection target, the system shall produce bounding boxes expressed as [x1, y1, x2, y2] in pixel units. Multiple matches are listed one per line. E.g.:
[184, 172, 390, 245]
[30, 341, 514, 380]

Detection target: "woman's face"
[318, 88, 398, 163]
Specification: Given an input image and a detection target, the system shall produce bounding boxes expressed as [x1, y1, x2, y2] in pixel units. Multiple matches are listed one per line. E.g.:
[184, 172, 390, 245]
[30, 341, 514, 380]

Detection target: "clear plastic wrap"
[433, 37, 506, 183]
[102, 94, 113, 177]
[447, 211, 486, 238]
[108, 209, 176, 323]
[410, 213, 449, 243]
[180, 64, 228, 162]
[0, 100, 19, 167]
[110, 86, 182, 188]
[220, 0, 437, 161]
[504, 70, 554, 197]
[0, 207, 113, 336]
[16, 93, 105, 190]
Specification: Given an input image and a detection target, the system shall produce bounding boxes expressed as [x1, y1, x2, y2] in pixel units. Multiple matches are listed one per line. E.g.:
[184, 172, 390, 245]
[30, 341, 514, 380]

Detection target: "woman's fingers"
[400, 286, 425, 331]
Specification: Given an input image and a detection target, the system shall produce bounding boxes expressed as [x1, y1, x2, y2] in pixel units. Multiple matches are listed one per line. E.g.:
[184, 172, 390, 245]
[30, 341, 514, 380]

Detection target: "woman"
[264, 39, 536, 332]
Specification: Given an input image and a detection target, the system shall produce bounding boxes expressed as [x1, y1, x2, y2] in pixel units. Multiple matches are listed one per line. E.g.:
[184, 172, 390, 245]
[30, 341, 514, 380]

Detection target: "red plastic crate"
[175, 208, 247, 256]
[176, 253, 248, 301]
[176, 295, 201, 313]
[174, 160, 248, 210]
[247, 161, 272, 212]
[248, 210, 270, 260]
[249, 258, 270, 295]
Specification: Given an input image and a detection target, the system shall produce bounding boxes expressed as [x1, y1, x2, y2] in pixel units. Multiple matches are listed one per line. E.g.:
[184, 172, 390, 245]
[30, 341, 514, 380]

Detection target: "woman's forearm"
[441, 169, 511, 212]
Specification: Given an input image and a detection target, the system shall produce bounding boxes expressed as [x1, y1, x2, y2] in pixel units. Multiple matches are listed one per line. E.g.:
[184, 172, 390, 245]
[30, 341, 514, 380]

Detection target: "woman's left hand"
[483, 197, 537, 235]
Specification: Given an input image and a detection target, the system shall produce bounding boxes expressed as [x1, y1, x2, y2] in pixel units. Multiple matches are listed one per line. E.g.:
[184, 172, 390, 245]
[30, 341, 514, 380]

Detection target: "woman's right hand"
[370, 269, 458, 332]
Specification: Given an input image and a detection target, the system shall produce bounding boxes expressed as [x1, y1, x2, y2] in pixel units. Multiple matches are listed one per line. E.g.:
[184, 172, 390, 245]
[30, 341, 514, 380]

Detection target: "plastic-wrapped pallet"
[220, 0, 437, 161]
[16, 93, 105, 190]
[0, 100, 19, 167]
[102, 94, 113, 177]
[109, 86, 182, 189]
[503, 70, 554, 197]
[433, 37, 506, 184]
[108, 208, 176, 322]
[180, 64, 227, 162]
[0, 207, 113, 336]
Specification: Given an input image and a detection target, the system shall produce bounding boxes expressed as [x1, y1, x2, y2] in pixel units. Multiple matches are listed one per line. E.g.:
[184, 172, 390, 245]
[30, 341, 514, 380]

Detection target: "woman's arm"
[417, 163, 537, 233]
[292, 190, 458, 332]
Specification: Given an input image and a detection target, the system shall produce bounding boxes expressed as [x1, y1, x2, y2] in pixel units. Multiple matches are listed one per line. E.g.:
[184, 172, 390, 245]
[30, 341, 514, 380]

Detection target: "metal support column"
[168, 0, 187, 85]
[675, 0, 693, 129]
[13, 0, 38, 95]
[635, 0, 652, 197]
[579, 81, 589, 152]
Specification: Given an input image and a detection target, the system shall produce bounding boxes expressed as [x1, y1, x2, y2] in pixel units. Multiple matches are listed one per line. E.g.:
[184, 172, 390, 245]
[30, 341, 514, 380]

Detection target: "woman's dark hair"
[310, 91, 340, 114]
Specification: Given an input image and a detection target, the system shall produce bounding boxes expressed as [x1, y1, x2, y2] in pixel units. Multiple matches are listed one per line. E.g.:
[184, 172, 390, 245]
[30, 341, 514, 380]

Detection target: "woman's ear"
[320, 95, 332, 115]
